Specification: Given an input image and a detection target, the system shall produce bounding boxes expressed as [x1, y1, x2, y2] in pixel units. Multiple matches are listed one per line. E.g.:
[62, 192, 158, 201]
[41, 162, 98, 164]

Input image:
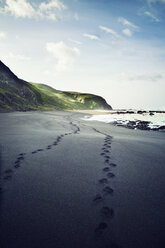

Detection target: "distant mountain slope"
[0, 61, 112, 111]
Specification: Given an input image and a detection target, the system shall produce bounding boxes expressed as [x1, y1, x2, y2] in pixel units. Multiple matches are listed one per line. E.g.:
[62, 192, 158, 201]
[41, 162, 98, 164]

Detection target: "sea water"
[83, 110, 165, 131]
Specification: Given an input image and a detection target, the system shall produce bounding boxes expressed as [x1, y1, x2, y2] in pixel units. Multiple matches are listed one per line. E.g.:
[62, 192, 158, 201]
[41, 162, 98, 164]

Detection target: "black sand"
[0, 111, 165, 248]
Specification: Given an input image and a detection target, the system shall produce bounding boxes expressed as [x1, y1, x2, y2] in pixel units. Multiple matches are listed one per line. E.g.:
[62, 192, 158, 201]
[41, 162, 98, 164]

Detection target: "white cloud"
[3, 52, 31, 61]
[0, 31, 6, 39]
[39, 0, 66, 20]
[129, 73, 163, 82]
[0, 0, 66, 20]
[74, 12, 79, 21]
[118, 17, 139, 30]
[39, 0, 65, 11]
[69, 38, 82, 45]
[122, 28, 132, 37]
[118, 71, 163, 82]
[43, 69, 51, 75]
[46, 41, 80, 72]
[99, 25, 119, 37]
[2, 0, 36, 18]
[83, 33, 100, 40]
[144, 11, 160, 22]
[147, 0, 165, 4]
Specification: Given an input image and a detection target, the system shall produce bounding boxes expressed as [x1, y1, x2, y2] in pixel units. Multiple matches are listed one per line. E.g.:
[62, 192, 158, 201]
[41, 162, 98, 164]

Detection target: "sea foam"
[82, 110, 165, 131]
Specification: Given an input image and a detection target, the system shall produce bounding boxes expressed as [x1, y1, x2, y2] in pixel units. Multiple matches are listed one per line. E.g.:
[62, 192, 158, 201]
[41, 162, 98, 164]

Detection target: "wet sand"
[0, 111, 165, 248]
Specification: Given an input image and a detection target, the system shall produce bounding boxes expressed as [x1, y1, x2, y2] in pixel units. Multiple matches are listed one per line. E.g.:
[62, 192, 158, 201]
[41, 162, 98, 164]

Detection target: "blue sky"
[0, 0, 165, 109]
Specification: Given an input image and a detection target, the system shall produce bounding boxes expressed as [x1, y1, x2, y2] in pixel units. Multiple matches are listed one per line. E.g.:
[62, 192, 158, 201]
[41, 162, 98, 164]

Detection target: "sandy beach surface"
[0, 111, 165, 248]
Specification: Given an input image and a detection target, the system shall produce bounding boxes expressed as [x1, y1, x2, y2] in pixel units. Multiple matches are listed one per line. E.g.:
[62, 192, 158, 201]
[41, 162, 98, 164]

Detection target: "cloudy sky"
[0, 0, 165, 109]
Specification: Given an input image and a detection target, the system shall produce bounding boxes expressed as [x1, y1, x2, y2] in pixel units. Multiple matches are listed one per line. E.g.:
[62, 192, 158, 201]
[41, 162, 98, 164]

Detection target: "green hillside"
[0, 61, 112, 111]
[32, 83, 112, 110]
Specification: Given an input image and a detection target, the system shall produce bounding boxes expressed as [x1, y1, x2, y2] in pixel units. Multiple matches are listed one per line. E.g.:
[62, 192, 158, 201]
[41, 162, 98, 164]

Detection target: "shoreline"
[80, 110, 165, 131]
[1, 109, 165, 132]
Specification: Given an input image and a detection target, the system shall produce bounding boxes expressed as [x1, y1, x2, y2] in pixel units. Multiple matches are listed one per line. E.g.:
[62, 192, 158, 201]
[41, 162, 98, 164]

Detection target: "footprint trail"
[92, 127, 117, 244]
[0, 119, 81, 195]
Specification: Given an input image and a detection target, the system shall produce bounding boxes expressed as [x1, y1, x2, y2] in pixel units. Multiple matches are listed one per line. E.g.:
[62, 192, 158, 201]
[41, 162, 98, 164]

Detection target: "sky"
[0, 0, 165, 110]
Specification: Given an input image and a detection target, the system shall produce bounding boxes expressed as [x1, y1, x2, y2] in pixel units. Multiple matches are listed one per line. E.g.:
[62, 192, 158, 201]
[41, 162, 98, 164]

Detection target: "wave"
[82, 110, 165, 131]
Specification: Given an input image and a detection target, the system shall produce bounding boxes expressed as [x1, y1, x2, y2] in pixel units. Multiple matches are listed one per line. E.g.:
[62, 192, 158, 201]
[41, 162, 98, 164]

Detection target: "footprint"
[15, 159, 20, 163]
[104, 159, 110, 164]
[100, 206, 114, 218]
[106, 242, 121, 248]
[106, 142, 111, 145]
[103, 186, 114, 194]
[104, 141, 111, 144]
[103, 167, 110, 172]
[46, 145, 52, 149]
[32, 151, 37, 154]
[95, 222, 108, 234]
[3, 175, 12, 180]
[14, 162, 20, 166]
[107, 172, 115, 178]
[109, 163, 117, 167]
[19, 153, 26, 156]
[0, 186, 5, 194]
[105, 145, 111, 148]
[93, 194, 103, 203]
[14, 164, 20, 168]
[37, 149, 43, 152]
[4, 169, 13, 174]
[103, 143, 110, 146]
[17, 156, 24, 160]
[105, 155, 110, 159]
[100, 153, 105, 156]
[98, 222, 108, 229]
[102, 150, 110, 154]
[98, 178, 108, 184]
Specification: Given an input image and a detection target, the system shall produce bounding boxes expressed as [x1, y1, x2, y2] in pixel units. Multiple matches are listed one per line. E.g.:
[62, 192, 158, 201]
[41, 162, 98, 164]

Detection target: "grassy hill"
[0, 61, 112, 111]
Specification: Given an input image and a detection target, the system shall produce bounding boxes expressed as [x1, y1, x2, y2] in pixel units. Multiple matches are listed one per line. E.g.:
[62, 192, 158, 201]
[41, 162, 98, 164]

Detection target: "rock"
[137, 110, 147, 114]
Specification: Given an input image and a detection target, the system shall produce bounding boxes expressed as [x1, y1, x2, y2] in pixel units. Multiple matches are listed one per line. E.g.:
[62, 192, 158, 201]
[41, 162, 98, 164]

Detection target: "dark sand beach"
[0, 111, 165, 248]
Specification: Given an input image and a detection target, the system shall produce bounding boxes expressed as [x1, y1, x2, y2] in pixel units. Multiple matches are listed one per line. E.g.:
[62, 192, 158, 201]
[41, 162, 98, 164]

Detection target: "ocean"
[83, 110, 165, 131]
